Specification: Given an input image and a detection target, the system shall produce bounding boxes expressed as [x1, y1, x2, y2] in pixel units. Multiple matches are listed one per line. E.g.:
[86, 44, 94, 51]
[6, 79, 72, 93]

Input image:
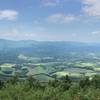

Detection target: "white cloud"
[82, 0, 100, 16]
[41, 0, 60, 6]
[0, 29, 33, 40]
[47, 13, 75, 23]
[0, 10, 18, 20]
[41, 0, 68, 7]
[91, 31, 100, 35]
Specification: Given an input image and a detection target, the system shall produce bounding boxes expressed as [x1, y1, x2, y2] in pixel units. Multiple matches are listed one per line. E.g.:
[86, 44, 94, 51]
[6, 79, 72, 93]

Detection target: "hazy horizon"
[0, 0, 100, 42]
[1, 37, 100, 43]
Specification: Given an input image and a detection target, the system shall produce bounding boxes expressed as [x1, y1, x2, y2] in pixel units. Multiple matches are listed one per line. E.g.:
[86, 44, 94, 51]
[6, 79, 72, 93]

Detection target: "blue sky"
[0, 0, 100, 42]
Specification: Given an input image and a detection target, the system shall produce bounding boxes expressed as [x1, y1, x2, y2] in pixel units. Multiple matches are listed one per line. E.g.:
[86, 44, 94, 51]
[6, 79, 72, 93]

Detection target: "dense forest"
[0, 75, 100, 100]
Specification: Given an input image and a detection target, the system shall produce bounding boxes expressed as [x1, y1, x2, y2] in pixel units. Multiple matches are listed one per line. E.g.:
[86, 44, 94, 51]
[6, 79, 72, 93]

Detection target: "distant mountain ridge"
[0, 39, 99, 48]
[0, 39, 100, 57]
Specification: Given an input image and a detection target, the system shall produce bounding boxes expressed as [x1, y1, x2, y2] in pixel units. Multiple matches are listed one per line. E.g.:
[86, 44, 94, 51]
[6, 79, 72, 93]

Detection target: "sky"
[0, 0, 100, 42]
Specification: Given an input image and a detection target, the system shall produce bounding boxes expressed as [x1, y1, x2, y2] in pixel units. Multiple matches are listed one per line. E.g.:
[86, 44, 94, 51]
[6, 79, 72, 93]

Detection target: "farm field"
[0, 52, 100, 82]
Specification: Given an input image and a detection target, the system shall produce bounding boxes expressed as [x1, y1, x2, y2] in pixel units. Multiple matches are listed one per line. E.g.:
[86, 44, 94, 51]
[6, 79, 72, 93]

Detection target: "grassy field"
[0, 64, 14, 68]
[27, 66, 47, 75]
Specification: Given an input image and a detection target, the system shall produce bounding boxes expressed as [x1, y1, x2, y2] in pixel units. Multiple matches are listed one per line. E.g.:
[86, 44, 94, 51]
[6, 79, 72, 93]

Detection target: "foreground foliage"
[0, 75, 100, 100]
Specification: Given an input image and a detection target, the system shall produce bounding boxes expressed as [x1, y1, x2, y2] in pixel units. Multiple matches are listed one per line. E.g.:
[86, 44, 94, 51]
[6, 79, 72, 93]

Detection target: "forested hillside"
[0, 75, 100, 100]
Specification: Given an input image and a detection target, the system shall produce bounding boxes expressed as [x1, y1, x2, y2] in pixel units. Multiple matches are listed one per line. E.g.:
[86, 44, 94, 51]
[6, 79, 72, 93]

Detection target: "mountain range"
[0, 39, 100, 57]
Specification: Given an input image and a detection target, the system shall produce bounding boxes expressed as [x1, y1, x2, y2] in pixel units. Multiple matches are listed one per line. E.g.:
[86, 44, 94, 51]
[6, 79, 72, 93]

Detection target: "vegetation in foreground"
[0, 75, 100, 100]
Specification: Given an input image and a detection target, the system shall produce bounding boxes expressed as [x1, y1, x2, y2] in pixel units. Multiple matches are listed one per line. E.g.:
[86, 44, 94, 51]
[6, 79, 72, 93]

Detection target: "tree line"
[0, 75, 100, 100]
